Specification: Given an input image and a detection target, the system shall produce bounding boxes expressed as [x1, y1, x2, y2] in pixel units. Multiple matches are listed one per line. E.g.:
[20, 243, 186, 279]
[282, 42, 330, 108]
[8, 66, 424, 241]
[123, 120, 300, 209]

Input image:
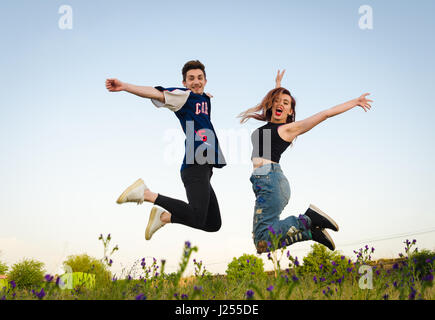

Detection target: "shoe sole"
[321, 228, 336, 251]
[116, 178, 144, 204]
[310, 204, 339, 231]
[145, 207, 159, 240]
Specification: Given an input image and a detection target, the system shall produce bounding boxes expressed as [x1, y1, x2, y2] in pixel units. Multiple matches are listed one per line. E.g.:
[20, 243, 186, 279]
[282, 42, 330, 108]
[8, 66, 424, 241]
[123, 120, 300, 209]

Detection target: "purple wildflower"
[267, 225, 276, 236]
[422, 274, 434, 282]
[185, 241, 191, 248]
[10, 281, 16, 289]
[313, 276, 318, 283]
[246, 290, 254, 299]
[319, 264, 323, 270]
[33, 288, 46, 300]
[181, 294, 188, 299]
[294, 257, 300, 267]
[408, 287, 416, 300]
[267, 285, 274, 292]
[291, 275, 299, 282]
[331, 261, 337, 267]
[136, 293, 146, 300]
[44, 274, 54, 282]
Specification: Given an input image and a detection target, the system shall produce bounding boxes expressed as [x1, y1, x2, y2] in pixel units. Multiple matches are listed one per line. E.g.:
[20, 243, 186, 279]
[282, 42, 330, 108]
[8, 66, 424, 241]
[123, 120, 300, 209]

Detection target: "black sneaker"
[311, 227, 335, 251]
[304, 204, 339, 232]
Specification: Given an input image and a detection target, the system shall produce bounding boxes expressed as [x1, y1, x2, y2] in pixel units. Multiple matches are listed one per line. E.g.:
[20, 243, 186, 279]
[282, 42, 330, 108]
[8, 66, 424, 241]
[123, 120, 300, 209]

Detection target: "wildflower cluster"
[193, 259, 212, 280]
[99, 233, 119, 268]
[2, 233, 434, 300]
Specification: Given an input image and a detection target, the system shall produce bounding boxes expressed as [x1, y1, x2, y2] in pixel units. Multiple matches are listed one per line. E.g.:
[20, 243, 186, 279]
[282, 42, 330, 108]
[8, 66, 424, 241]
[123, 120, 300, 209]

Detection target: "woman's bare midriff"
[252, 157, 278, 169]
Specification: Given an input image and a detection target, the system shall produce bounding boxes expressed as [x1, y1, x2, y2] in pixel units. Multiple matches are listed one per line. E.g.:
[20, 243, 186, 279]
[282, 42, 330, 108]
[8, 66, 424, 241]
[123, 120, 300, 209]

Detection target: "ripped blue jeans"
[250, 163, 312, 249]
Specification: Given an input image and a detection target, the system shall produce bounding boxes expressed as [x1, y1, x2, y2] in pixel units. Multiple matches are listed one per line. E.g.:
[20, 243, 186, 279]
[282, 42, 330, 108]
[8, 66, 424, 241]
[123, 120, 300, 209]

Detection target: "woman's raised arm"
[280, 93, 373, 141]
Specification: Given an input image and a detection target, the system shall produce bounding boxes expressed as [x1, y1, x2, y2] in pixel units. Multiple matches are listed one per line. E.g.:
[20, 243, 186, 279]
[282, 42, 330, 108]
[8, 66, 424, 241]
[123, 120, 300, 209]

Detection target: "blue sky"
[1, 0, 434, 276]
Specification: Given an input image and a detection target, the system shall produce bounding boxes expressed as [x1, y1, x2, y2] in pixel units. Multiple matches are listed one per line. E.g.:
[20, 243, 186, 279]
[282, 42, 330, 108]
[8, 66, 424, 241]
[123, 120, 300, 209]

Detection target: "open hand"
[105, 78, 125, 92]
[355, 93, 373, 112]
[275, 69, 286, 88]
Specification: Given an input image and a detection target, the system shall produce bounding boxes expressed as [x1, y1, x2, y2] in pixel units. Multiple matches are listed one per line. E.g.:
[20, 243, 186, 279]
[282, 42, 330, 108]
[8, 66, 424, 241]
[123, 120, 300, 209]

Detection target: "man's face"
[183, 69, 207, 95]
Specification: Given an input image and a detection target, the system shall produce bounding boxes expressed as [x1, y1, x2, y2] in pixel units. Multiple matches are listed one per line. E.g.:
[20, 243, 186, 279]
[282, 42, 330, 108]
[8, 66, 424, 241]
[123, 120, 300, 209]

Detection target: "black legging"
[154, 164, 222, 232]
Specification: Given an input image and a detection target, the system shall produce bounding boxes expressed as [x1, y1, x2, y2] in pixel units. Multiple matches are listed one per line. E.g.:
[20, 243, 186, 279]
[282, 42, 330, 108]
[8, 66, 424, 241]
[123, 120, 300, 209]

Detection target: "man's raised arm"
[105, 78, 165, 103]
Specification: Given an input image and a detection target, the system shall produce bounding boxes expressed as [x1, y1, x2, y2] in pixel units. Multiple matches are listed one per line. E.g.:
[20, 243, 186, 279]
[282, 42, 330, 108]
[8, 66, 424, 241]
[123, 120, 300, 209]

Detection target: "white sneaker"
[116, 178, 148, 205]
[145, 206, 166, 240]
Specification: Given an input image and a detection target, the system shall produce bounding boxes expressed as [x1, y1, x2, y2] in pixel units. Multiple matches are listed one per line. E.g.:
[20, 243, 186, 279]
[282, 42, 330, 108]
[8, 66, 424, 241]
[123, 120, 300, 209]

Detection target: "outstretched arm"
[105, 78, 165, 103]
[281, 93, 373, 141]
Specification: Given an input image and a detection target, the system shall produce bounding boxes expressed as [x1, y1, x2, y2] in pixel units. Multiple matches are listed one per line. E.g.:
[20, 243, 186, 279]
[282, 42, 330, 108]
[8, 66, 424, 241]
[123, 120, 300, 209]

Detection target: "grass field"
[1, 236, 434, 300]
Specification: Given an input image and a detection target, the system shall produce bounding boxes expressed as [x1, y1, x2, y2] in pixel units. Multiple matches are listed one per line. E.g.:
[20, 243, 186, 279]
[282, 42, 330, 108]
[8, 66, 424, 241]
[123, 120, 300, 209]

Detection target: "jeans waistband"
[252, 163, 282, 175]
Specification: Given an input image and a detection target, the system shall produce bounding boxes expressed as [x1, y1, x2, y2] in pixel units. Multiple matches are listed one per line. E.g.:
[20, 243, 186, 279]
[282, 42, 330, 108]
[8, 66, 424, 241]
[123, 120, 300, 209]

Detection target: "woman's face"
[270, 93, 293, 123]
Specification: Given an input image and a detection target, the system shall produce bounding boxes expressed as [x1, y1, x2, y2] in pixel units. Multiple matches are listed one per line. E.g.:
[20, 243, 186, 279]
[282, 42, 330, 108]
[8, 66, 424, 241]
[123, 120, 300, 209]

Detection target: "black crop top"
[251, 122, 291, 163]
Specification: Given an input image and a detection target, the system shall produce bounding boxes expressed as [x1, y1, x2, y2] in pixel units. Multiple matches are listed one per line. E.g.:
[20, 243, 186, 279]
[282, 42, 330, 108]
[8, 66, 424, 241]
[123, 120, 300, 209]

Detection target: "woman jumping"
[238, 70, 372, 253]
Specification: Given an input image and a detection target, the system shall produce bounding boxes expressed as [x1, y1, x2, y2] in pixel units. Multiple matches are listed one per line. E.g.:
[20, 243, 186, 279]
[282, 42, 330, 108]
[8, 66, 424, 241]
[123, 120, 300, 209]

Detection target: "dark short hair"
[182, 60, 206, 81]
